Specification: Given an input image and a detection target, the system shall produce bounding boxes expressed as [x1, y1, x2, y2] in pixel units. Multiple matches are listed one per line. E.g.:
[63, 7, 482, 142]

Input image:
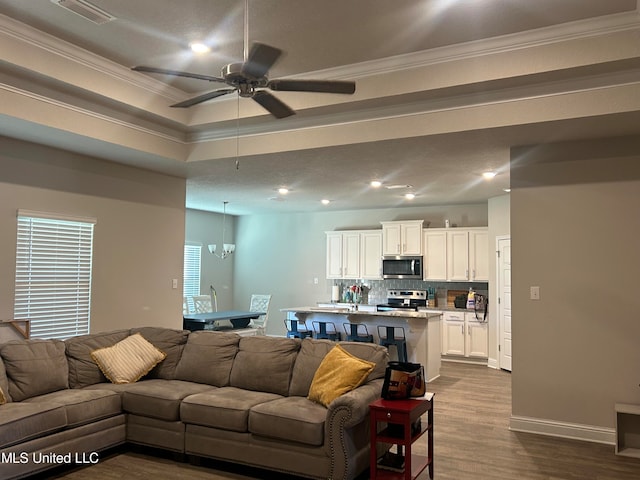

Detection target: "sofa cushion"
[122, 379, 214, 421]
[249, 396, 327, 446]
[130, 327, 189, 380]
[181, 387, 281, 432]
[0, 339, 69, 401]
[91, 333, 166, 384]
[24, 388, 121, 428]
[307, 344, 375, 407]
[65, 329, 130, 388]
[289, 338, 388, 397]
[0, 402, 67, 448]
[229, 336, 300, 396]
[175, 331, 240, 386]
[0, 358, 10, 403]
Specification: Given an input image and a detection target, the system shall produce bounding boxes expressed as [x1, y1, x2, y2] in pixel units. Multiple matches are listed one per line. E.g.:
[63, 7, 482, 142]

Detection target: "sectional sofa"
[0, 326, 389, 480]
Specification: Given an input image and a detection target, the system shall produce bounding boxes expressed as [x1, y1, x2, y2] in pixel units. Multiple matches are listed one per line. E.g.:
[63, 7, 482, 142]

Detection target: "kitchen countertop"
[281, 306, 442, 319]
[314, 302, 476, 313]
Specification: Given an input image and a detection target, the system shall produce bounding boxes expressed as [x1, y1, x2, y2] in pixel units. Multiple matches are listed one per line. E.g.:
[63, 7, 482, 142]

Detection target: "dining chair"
[183, 296, 191, 315]
[249, 294, 272, 335]
[192, 295, 213, 313]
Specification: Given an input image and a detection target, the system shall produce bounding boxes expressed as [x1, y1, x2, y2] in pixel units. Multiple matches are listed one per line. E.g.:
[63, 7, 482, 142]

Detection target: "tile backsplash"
[333, 279, 488, 306]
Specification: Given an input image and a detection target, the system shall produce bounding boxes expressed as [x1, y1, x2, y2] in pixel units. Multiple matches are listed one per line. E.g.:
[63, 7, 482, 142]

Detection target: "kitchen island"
[281, 306, 442, 382]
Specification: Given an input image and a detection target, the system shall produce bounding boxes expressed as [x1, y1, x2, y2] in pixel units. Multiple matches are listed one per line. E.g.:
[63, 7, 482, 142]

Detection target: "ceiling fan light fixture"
[189, 42, 211, 54]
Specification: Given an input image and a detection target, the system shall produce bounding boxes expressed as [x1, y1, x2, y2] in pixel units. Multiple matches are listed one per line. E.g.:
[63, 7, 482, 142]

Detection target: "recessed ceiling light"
[503, 188, 511, 193]
[370, 180, 382, 188]
[405, 193, 416, 200]
[321, 199, 331, 205]
[189, 42, 210, 54]
[482, 171, 497, 179]
[277, 187, 289, 195]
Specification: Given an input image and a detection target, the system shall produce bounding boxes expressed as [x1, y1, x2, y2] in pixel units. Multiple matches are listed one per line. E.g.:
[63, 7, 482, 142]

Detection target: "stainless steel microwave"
[382, 256, 423, 280]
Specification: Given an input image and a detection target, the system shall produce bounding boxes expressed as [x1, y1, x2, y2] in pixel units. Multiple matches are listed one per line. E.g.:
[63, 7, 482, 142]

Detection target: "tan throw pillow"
[91, 333, 166, 384]
[308, 344, 375, 407]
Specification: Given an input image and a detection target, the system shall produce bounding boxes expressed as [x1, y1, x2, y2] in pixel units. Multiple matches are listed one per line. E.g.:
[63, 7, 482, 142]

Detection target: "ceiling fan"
[132, 1, 355, 118]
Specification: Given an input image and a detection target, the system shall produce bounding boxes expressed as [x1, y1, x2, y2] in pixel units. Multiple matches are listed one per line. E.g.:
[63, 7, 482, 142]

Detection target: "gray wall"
[185, 208, 235, 310]
[510, 136, 640, 429]
[0, 137, 186, 333]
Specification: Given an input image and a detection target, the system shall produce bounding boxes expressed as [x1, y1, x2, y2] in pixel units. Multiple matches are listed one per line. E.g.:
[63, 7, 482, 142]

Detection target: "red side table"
[369, 394, 434, 479]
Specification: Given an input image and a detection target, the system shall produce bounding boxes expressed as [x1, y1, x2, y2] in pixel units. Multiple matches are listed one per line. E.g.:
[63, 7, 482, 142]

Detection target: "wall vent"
[50, 0, 116, 25]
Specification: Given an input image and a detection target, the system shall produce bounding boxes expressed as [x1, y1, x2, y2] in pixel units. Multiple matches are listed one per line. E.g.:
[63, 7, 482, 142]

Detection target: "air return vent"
[50, 0, 115, 25]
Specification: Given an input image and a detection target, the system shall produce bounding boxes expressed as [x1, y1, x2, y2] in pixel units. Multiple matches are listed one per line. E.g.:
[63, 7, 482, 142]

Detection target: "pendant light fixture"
[207, 201, 235, 259]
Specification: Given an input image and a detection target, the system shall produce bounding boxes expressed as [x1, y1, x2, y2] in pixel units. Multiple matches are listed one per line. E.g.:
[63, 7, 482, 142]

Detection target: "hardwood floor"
[47, 362, 640, 479]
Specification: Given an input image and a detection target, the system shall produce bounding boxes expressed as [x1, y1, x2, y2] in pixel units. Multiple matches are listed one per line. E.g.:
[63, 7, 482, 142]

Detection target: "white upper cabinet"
[326, 230, 382, 279]
[423, 230, 447, 280]
[469, 230, 489, 281]
[326, 231, 361, 279]
[381, 220, 423, 256]
[447, 230, 470, 281]
[422, 227, 488, 282]
[360, 230, 383, 279]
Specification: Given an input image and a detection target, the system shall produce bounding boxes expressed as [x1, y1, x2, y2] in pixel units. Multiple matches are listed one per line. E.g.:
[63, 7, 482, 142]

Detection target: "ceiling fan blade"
[171, 89, 236, 108]
[132, 66, 225, 83]
[242, 42, 283, 79]
[268, 79, 356, 94]
[252, 91, 295, 118]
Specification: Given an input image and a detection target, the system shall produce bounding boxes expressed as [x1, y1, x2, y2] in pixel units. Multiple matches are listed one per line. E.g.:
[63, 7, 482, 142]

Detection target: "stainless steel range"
[376, 289, 427, 312]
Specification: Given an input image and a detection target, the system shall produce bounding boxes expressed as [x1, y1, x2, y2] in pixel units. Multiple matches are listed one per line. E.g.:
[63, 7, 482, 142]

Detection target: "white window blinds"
[14, 211, 96, 340]
[183, 244, 201, 297]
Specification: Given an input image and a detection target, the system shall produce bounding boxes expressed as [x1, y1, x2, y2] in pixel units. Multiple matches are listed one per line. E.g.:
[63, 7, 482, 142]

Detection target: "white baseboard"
[487, 357, 498, 369]
[510, 415, 615, 445]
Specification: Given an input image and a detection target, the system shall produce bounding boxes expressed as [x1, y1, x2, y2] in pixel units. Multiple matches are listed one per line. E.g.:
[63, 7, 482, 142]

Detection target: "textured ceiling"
[1, 0, 639, 214]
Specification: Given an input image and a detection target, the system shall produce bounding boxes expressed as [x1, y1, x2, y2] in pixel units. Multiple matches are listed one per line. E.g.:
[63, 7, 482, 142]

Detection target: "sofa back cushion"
[289, 338, 389, 397]
[65, 329, 130, 388]
[175, 331, 240, 386]
[0, 339, 69, 401]
[230, 336, 300, 396]
[130, 327, 189, 380]
[0, 358, 10, 403]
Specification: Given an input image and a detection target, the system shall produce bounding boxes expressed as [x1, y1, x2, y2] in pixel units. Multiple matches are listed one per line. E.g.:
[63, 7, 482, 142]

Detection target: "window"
[13, 210, 96, 340]
[183, 244, 201, 298]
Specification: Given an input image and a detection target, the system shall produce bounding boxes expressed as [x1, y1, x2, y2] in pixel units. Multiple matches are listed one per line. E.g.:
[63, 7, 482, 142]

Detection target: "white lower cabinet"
[466, 314, 489, 358]
[441, 311, 488, 358]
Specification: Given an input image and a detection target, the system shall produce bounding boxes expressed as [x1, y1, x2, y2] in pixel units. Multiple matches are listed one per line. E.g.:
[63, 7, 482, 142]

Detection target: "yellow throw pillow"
[308, 344, 375, 407]
[91, 333, 166, 384]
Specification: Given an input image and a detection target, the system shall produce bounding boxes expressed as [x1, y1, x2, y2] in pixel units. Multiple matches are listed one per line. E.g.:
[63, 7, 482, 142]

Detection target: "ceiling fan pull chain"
[236, 93, 241, 170]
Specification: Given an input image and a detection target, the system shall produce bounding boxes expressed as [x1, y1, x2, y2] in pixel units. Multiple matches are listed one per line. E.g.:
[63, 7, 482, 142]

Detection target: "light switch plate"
[530, 286, 540, 300]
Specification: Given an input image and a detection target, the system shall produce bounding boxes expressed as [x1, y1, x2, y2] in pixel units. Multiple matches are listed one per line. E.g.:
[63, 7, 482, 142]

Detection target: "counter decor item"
[343, 284, 366, 304]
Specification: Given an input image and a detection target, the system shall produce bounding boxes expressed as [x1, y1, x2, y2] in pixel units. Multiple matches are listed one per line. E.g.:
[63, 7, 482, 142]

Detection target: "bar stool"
[284, 319, 312, 339]
[377, 325, 408, 362]
[312, 321, 341, 341]
[342, 322, 374, 343]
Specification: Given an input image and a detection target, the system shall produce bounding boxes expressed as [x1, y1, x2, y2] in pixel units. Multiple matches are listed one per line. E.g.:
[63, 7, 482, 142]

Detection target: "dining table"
[182, 310, 265, 331]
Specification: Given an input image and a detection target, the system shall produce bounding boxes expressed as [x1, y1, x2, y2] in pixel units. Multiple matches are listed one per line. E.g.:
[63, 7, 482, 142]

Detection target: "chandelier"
[207, 201, 236, 259]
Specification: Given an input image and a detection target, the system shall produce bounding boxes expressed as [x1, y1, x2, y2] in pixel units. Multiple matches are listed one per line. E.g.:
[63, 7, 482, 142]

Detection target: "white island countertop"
[280, 306, 442, 319]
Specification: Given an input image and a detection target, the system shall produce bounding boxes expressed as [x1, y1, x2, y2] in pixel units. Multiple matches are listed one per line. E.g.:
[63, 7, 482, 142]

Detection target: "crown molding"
[0, 13, 183, 102]
[3, 9, 639, 94]
[290, 11, 640, 81]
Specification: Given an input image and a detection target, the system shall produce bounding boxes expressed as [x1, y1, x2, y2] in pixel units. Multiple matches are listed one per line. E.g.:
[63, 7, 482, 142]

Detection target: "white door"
[497, 237, 512, 371]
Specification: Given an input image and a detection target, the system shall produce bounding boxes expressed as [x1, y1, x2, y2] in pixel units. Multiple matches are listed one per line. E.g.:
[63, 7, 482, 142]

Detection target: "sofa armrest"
[327, 378, 383, 428]
[325, 378, 383, 480]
